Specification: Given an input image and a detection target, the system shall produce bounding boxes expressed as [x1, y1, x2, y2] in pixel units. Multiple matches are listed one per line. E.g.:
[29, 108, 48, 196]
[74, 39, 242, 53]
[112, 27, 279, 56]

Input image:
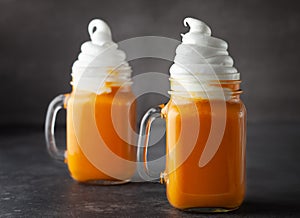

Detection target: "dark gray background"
[1, 1, 300, 216]
[0, 0, 299, 126]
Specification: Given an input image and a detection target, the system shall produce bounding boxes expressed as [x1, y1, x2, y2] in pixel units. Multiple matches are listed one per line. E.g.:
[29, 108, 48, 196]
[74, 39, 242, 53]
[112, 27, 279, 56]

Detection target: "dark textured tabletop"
[1, 123, 300, 217]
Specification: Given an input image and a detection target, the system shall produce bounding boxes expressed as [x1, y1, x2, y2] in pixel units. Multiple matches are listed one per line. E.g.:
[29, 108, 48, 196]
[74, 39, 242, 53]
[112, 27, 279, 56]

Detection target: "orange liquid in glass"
[66, 86, 136, 182]
[164, 97, 246, 210]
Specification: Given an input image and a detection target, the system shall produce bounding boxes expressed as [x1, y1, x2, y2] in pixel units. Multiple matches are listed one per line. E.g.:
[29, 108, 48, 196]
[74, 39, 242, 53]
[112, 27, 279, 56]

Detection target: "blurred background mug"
[44, 19, 137, 185]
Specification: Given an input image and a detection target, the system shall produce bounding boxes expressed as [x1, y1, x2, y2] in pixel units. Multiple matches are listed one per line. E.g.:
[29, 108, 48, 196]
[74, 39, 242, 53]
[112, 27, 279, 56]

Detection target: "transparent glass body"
[45, 84, 136, 184]
[138, 80, 247, 211]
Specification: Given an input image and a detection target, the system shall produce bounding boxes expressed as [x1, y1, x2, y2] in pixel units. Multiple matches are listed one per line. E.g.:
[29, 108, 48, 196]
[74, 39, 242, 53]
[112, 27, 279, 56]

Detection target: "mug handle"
[137, 105, 165, 182]
[44, 94, 68, 161]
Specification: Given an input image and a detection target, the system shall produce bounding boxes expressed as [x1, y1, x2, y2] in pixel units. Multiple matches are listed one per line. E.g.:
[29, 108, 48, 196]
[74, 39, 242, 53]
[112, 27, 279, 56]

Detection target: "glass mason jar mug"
[45, 79, 137, 185]
[138, 79, 246, 211]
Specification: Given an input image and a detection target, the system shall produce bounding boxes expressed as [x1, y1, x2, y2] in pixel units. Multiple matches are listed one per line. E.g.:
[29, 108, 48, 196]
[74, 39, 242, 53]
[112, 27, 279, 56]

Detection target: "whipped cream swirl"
[72, 19, 132, 94]
[169, 17, 240, 99]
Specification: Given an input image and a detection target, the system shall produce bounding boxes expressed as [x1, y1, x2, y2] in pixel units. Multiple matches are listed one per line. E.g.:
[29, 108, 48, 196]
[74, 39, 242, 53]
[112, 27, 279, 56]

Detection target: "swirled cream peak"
[71, 19, 131, 94]
[170, 17, 240, 99]
[170, 17, 239, 81]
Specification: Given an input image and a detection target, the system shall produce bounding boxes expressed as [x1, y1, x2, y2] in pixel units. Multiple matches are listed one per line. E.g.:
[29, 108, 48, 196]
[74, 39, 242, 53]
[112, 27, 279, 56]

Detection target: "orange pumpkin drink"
[164, 17, 247, 211]
[45, 19, 136, 184]
[137, 17, 246, 212]
[162, 83, 246, 210]
[66, 85, 136, 183]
